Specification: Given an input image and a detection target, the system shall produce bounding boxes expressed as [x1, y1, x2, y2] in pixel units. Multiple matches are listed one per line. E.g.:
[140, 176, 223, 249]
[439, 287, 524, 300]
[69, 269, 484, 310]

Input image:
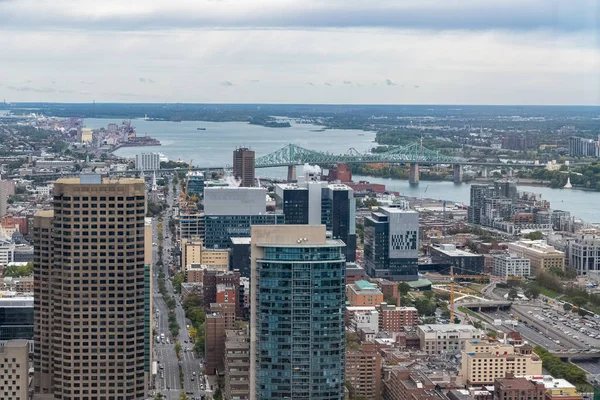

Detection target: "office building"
[275, 184, 309, 224]
[181, 238, 229, 270]
[0, 339, 29, 400]
[346, 280, 384, 306]
[205, 312, 226, 375]
[135, 152, 161, 171]
[461, 340, 542, 385]
[33, 176, 149, 399]
[569, 235, 600, 275]
[233, 147, 255, 187]
[179, 212, 205, 241]
[417, 324, 482, 355]
[507, 239, 565, 274]
[345, 342, 382, 400]
[430, 244, 484, 275]
[524, 375, 584, 400]
[364, 207, 419, 281]
[551, 210, 571, 231]
[0, 238, 15, 266]
[204, 187, 283, 249]
[187, 171, 205, 197]
[224, 328, 250, 400]
[493, 254, 531, 278]
[569, 136, 599, 158]
[230, 237, 251, 277]
[203, 269, 241, 316]
[250, 225, 346, 400]
[0, 297, 33, 340]
[275, 182, 357, 262]
[377, 303, 418, 332]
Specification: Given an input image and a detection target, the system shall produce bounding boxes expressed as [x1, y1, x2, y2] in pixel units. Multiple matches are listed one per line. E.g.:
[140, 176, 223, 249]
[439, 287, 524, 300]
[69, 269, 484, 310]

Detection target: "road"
[152, 180, 209, 400]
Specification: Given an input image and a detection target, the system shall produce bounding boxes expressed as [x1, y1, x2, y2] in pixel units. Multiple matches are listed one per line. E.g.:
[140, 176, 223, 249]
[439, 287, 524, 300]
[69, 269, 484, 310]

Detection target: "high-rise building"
[250, 225, 346, 400]
[135, 152, 161, 171]
[0, 339, 30, 400]
[187, 171, 205, 197]
[0, 179, 15, 218]
[204, 187, 283, 249]
[275, 182, 357, 261]
[430, 244, 484, 275]
[233, 147, 256, 187]
[345, 342, 382, 400]
[569, 136, 599, 158]
[205, 313, 226, 375]
[179, 212, 205, 241]
[364, 207, 419, 281]
[468, 184, 493, 225]
[33, 176, 149, 399]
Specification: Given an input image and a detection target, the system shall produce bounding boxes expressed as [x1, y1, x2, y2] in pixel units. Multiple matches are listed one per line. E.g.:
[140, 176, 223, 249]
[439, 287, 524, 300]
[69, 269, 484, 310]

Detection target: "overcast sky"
[0, 0, 599, 104]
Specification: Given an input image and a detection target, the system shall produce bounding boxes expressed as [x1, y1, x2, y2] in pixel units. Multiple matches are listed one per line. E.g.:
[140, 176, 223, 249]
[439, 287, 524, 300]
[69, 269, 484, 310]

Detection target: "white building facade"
[493, 254, 531, 278]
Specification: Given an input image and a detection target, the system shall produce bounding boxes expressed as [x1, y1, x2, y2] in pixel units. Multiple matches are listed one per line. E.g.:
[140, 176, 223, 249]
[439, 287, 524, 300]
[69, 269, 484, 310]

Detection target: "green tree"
[178, 393, 189, 400]
[175, 341, 182, 355]
[172, 272, 185, 293]
[563, 303, 572, 312]
[524, 231, 543, 240]
[398, 282, 411, 295]
[508, 287, 519, 300]
[155, 393, 164, 400]
[3, 262, 33, 277]
[525, 286, 540, 300]
[572, 297, 587, 308]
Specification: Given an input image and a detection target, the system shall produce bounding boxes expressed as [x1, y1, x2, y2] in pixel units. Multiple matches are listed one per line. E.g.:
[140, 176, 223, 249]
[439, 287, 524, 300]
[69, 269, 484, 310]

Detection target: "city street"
[152, 181, 209, 400]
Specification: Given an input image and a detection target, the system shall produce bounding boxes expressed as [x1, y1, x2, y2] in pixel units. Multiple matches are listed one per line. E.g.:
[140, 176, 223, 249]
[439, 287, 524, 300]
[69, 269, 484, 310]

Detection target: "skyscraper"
[275, 181, 357, 262]
[233, 147, 256, 187]
[364, 207, 419, 281]
[250, 225, 346, 400]
[135, 152, 161, 171]
[467, 184, 492, 225]
[33, 175, 150, 399]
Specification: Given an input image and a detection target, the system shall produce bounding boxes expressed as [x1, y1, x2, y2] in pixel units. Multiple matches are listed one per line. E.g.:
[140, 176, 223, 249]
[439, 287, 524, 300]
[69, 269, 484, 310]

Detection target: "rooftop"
[379, 206, 419, 214]
[433, 244, 482, 258]
[408, 279, 432, 289]
[230, 237, 252, 245]
[523, 376, 576, 390]
[55, 176, 144, 185]
[419, 324, 481, 333]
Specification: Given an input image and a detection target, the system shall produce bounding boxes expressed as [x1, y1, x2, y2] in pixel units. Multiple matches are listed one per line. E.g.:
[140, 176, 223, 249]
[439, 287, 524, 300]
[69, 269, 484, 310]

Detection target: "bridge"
[255, 143, 546, 183]
[18, 142, 550, 184]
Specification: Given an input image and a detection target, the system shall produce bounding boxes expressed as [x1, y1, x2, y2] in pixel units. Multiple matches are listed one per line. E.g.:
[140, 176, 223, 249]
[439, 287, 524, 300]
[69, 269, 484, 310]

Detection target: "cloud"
[385, 79, 397, 86]
[414, 85, 420, 88]
[250, 79, 260, 83]
[306, 82, 314, 86]
[139, 77, 155, 84]
[324, 82, 332, 87]
[0, 0, 594, 33]
[58, 89, 74, 93]
[220, 81, 234, 86]
[80, 80, 94, 85]
[343, 80, 352, 85]
[6, 85, 54, 93]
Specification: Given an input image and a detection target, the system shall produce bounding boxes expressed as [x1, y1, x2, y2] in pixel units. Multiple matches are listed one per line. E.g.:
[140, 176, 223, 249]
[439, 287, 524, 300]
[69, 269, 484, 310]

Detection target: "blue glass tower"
[250, 225, 346, 400]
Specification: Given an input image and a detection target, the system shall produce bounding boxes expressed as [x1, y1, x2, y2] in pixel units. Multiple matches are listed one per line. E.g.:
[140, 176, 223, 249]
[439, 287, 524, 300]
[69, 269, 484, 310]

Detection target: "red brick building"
[346, 342, 382, 400]
[378, 304, 418, 332]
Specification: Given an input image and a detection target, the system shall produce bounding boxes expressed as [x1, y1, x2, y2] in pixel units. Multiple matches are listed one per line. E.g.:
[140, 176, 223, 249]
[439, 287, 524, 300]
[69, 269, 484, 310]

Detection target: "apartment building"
[378, 303, 418, 332]
[0, 339, 29, 400]
[346, 342, 382, 400]
[224, 329, 250, 400]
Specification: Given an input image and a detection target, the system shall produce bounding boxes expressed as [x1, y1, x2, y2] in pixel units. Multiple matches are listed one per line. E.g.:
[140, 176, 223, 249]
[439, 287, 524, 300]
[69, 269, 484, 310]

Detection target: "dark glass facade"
[329, 190, 356, 262]
[187, 173, 205, 197]
[255, 245, 346, 400]
[278, 189, 309, 225]
[0, 299, 34, 340]
[205, 214, 285, 249]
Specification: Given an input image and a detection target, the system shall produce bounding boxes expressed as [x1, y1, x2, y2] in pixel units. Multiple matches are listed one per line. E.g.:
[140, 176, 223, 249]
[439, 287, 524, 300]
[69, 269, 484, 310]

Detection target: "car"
[191, 377, 194, 381]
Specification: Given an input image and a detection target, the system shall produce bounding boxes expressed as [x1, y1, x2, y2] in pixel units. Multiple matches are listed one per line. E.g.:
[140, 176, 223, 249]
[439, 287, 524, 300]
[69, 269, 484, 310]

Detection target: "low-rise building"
[494, 373, 546, 400]
[507, 239, 565, 274]
[430, 244, 484, 275]
[346, 342, 382, 400]
[0, 339, 29, 400]
[461, 341, 542, 385]
[493, 254, 531, 278]
[417, 324, 483, 355]
[351, 310, 379, 333]
[347, 280, 384, 306]
[524, 375, 583, 400]
[383, 367, 449, 400]
[378, 303, 418, 331]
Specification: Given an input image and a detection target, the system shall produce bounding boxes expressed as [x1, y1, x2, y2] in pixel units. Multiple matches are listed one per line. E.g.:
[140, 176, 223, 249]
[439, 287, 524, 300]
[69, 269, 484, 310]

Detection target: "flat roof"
[523, 376, 576, 390]
[0, 297, 33, 307]
[433, 246, 482, 258]
[408, 279, 432, 288]
[419, 324, 480, 333]
[379, 207, 418, 214]
[35, 210, 54, 218]
[55, 177, 143, 185]
[231, 237, 252, 245]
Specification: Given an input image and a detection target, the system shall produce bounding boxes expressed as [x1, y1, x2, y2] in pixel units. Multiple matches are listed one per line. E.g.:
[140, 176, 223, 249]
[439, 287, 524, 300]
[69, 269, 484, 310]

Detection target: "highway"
[152, 180, 209, 400]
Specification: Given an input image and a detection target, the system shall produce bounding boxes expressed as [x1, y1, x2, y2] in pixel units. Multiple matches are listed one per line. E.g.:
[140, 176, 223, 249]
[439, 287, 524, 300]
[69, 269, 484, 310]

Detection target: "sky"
[0, 0, 599, 105]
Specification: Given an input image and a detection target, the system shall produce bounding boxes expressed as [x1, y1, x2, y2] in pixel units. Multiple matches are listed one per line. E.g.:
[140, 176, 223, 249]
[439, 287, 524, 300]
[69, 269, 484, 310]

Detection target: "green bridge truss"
[255, 142, 458, 168]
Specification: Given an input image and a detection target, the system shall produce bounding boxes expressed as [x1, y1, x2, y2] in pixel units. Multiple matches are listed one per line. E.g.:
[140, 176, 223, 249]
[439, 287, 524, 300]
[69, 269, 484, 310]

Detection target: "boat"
[197, 127, 206, 131]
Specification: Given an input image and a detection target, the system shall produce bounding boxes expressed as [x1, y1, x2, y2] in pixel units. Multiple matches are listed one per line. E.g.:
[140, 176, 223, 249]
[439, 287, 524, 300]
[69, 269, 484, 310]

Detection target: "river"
[84, 118, 600, 224]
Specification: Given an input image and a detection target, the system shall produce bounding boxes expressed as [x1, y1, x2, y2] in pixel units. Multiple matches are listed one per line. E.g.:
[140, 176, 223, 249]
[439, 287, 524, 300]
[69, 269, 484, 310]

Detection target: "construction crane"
[179, 160, 193, 214]
[449, 266, 455, 324]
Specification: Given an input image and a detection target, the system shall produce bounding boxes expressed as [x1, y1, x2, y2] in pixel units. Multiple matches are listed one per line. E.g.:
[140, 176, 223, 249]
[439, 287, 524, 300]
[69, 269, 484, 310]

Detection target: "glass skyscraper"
[250, 225, 346, 400]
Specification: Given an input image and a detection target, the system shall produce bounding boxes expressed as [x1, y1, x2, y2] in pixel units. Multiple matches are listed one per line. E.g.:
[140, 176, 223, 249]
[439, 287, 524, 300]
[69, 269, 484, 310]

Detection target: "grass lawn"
[458, 306, 486, 322]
